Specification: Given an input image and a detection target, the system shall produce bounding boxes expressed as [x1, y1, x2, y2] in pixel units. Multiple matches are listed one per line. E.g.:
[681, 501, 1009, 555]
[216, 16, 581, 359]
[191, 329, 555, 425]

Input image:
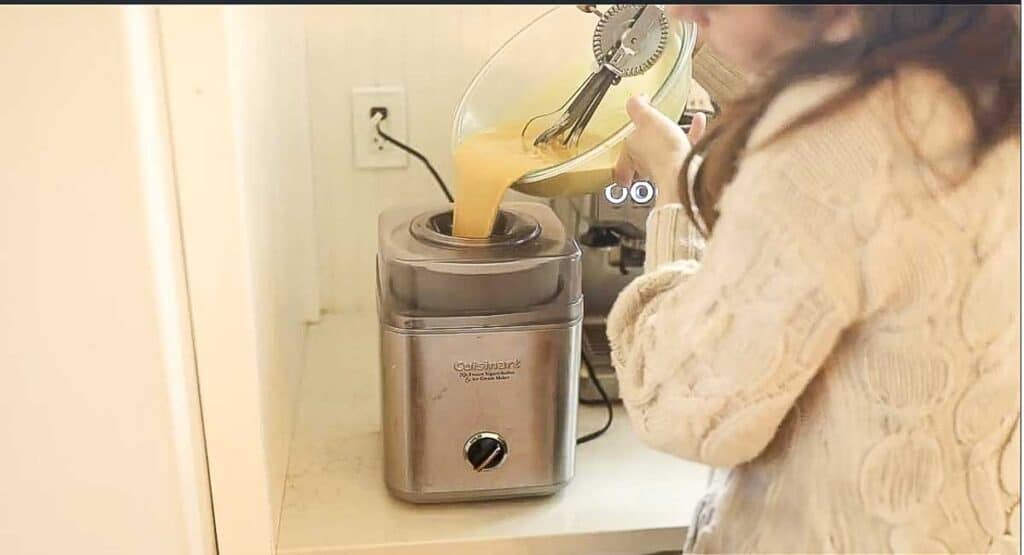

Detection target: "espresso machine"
[552, 103, 713, 402]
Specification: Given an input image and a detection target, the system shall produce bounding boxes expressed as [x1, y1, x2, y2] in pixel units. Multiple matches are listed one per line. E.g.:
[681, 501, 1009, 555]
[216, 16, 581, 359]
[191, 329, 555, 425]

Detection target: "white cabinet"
[0, 6, 215, 554]
[159, 7, 318, 554]
[2, 6, 316, 555]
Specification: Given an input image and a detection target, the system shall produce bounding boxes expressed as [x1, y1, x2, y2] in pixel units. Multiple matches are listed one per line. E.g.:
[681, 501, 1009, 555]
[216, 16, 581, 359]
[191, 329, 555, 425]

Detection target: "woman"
[610, 5, 1020, 554]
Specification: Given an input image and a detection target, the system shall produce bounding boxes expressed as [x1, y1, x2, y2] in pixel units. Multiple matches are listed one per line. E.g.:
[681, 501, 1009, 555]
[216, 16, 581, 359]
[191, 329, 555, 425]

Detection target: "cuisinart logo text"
[453, 359, 520, 384]
[453, 359, 521, 371]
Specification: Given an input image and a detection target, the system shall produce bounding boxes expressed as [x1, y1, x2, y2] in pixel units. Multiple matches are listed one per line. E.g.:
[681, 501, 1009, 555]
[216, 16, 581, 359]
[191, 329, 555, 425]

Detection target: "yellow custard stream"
[451, 128, 592, 238]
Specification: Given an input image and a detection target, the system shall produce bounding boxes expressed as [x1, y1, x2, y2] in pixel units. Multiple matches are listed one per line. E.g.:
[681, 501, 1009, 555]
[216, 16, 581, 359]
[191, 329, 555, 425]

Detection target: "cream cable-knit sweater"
[608, 68, 1021, 554]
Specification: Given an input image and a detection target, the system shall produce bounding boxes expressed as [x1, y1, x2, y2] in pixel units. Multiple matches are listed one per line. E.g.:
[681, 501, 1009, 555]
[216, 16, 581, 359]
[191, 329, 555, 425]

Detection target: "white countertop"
[277, 313, 709, 555]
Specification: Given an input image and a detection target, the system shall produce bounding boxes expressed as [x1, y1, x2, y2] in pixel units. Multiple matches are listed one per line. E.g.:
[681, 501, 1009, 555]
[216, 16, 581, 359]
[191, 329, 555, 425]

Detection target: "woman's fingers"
[627, 94, 678, 132]
[626, 94, 655, 126]
[620, 93, 689, 187]
[687, 112, 707, 144]
[614, 148, 637, 188]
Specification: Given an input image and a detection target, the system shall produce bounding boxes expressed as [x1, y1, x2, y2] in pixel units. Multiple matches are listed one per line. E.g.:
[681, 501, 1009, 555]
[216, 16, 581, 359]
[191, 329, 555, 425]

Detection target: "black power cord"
[370, 107, 453, 203]
[369, 105, 613, 444]
[576, 349, 614, 444]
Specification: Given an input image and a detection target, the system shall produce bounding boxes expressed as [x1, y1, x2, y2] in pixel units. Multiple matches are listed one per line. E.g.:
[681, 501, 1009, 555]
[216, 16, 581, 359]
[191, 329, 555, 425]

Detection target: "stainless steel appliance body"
[377, 202, 582, 503]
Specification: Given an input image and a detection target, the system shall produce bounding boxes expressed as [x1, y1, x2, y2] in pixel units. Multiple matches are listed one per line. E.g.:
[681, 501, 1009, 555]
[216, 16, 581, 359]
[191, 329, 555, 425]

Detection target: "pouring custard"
[451, 129, 595, 238]
[449, 4, 681, 239]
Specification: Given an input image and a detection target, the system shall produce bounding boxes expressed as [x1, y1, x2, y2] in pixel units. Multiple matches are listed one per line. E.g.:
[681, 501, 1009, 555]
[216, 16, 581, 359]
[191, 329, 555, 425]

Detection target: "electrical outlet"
[352, 86, 408, 169]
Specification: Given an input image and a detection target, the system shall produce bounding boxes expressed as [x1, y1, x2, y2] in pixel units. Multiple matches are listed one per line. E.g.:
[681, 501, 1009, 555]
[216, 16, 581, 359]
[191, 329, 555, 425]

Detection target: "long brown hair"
[681, 5, 1021, 235]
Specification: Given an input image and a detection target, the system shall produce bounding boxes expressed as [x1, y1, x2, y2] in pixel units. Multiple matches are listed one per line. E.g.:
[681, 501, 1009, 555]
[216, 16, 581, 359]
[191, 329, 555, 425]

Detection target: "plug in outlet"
[352, 86, 408, 169]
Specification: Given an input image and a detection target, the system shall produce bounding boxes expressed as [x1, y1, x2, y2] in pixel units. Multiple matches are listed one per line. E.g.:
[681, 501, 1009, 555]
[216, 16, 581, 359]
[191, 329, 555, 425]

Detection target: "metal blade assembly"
[528, 5, 671, 149]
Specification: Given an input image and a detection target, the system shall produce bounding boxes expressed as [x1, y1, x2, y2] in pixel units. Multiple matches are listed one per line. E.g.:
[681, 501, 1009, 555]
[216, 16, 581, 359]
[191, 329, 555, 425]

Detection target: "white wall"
[159, 6, 318, 554]
[0, 6, 214, 554]
[225, 6, 320, 538]
[304, 5, 550, 312]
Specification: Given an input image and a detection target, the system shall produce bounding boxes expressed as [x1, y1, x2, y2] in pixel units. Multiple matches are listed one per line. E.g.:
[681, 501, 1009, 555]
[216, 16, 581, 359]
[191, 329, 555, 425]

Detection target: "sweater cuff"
[644, 204, 705, 273]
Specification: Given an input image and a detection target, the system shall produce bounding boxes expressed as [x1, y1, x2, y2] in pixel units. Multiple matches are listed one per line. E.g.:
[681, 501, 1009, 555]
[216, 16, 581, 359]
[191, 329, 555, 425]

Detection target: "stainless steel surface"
[551, 172, 651, 403]
[592, 5, 669, 77]
[593, 182, 655, 230]
[531, 5, 670, 148]
[378, 201, 582, 503]
[381, 321, 581, 503]
[577, 244, 631, 404]
[580, 318, 620, 402]
[581, 245, 640, 316]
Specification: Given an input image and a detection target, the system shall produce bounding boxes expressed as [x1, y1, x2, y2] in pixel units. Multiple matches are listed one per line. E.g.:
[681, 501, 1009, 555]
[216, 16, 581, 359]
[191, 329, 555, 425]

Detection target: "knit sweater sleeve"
[608, 80, 870, 467]
[644, 156, 706, 272]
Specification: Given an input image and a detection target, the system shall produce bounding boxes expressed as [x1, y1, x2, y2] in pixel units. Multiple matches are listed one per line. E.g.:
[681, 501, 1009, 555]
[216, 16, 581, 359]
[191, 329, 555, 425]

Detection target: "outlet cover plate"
[352, 86, 408, 169]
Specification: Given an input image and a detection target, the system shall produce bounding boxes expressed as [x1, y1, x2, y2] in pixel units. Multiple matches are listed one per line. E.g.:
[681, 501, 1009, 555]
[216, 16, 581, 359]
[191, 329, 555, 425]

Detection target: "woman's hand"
[613, 95, 707, 207]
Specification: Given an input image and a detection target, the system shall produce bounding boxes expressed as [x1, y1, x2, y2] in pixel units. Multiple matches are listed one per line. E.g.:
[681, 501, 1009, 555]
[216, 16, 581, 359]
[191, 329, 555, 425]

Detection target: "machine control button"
[604, 183, 629, 205]
[464, 432, 508, 471]
[630, 181, 656, 204]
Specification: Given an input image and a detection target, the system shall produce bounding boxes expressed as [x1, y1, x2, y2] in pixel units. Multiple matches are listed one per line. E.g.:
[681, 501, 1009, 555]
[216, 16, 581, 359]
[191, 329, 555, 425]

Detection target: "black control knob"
[464, 432, 508, 472]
